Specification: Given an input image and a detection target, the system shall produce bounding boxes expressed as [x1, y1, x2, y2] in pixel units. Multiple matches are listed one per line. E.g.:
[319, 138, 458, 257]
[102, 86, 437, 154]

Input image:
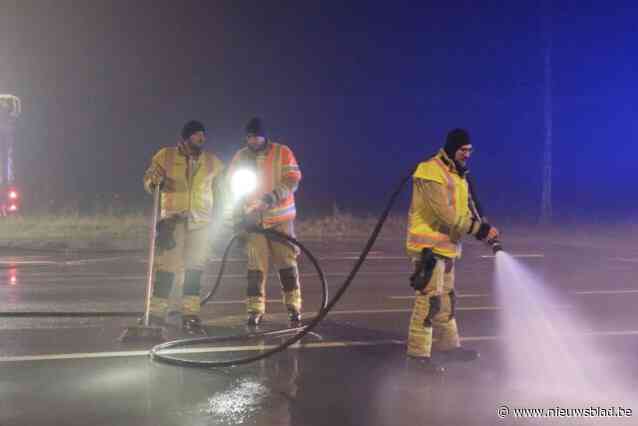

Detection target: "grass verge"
[0, 212, 408, 250]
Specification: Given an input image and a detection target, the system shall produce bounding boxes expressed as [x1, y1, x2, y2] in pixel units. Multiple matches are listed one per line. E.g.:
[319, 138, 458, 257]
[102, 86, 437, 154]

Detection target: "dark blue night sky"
[1, 1, 636, 222]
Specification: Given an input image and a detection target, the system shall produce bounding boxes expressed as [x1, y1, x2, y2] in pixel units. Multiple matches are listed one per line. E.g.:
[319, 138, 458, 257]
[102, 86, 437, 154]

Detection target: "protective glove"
[476, 223, 503, 253]
[156, 217, 177, 252]
[261, 192, 276, 208]
[410, 248, 437, 292]
[149, 168, 165, 190]
[475, 222, 499, 241]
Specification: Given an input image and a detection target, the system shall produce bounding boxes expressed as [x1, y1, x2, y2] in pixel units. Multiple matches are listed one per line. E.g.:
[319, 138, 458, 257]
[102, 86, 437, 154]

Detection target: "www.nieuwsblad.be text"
[497, 405, 633, 419]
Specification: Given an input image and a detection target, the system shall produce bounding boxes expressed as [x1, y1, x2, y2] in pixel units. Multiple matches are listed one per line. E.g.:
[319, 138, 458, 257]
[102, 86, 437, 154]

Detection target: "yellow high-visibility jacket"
[406, 149, 481, 259]
[143, 142, 225, 227]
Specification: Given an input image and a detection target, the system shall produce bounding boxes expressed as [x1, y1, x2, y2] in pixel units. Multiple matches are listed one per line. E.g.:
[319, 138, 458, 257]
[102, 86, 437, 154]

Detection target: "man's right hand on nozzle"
[476, 222, 499, 241]
[487, 226, 499, 241]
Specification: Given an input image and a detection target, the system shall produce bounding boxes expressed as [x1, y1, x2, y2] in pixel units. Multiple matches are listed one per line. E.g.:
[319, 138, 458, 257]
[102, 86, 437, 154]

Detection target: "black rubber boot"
[288, 309, 302, 324]
[182, 315, 206, 335]
[247, 312, 263, 327]
[406, 356, 446, 375]
[434, 347, 480, 363]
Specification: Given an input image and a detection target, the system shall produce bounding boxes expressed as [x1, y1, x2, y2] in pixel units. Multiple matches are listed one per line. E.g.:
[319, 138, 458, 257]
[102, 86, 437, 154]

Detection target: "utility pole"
[540, 13, 553, 225]
[0, 94, 21, 186]
[0, 94, 22, 215]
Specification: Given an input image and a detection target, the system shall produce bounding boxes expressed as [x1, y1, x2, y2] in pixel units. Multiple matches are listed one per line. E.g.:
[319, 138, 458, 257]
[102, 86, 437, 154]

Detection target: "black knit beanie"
[444, 128, 470, 159]
[245, 117, 265, 137]
[181, 120, 205, 140]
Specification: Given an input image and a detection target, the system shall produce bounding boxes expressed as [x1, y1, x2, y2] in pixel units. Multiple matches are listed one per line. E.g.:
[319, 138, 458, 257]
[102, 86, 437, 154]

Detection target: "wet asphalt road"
[1, 230, 637, 426]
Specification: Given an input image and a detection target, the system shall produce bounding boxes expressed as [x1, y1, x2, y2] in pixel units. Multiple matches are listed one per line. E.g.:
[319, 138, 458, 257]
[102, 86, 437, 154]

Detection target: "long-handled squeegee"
[120, 183, 165, 342]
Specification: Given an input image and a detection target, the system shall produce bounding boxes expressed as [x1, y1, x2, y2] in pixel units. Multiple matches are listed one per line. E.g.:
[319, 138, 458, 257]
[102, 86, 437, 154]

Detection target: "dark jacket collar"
[437, 149, 468, 178]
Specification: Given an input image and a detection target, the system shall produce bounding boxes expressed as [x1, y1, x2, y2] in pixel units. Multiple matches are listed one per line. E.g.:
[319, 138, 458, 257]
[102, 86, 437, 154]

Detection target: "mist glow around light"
[231, 169, 257, 201]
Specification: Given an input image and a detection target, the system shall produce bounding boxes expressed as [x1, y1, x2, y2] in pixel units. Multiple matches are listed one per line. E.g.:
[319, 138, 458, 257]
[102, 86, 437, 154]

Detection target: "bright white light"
[231, 169, 257, 200]
[8, 191, 18, 199]
[8, 204, 17, 212]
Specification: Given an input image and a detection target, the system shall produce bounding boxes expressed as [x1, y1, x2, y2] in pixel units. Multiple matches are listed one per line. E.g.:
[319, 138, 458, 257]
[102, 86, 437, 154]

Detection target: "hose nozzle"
[488, 238, 503, 254]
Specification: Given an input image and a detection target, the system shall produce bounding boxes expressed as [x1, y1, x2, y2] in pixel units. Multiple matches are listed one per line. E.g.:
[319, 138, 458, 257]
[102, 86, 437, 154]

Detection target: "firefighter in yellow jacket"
[406, 128, 499, 373]
[143, 120, 225, 334]
[227, 117, 302, 326]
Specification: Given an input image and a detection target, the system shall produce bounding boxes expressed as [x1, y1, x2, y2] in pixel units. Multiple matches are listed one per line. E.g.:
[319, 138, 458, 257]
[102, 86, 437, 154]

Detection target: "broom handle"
[143, 183, 161, 326]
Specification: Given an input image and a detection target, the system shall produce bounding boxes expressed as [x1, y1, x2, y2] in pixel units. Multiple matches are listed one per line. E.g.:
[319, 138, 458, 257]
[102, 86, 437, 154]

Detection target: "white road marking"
[571, 289, 638, 295]
[208, 256, 406, 262]
[389, 289, 638, 299]
[4, 329, 638, 363]
[208, 271, 406, 280]
[326, 307, 503, 315]
[480, 254, 545, 259]
[581, 330, 638, 337]
[161, 339, 401, 355]
[320, 256, 407, 261]
[0, 260, 59, 266]
[61, 256, 133, 265]
[0, 256, 136, 267]
[208, 299, 282, 305]
[462, 330, 638, 341]
[610, 258, 638, 263]
[211, 254, 535, 262]
[3, 271, 401, 284]
[388, 294, 490, 300]
[209, 258, 246, 263]
[0, 339, 403, 363]
[301, 271, 403, 278]
[337, 251, 384, 256]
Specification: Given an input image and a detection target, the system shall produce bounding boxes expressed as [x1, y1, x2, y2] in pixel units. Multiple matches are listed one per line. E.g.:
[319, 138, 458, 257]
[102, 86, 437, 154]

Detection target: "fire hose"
[149, 170, 414, 368]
